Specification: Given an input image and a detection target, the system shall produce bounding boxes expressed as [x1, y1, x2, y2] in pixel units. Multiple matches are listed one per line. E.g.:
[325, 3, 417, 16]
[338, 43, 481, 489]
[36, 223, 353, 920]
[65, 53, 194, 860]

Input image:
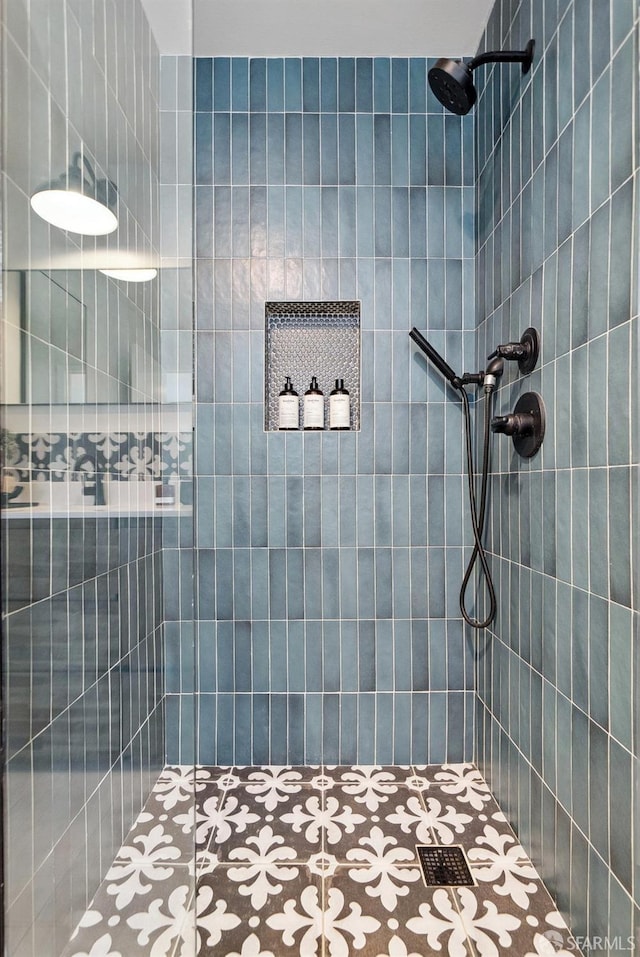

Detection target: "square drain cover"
[416, 845, 475, 887]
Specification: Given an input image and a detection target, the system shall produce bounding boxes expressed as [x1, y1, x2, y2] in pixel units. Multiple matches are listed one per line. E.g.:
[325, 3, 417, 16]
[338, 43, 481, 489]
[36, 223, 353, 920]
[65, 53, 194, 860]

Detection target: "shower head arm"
[468, 39, 535, 75]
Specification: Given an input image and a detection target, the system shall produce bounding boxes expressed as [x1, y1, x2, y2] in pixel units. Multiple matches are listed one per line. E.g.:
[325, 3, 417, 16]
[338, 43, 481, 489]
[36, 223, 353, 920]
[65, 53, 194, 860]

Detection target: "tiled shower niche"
[264, 300, 361, 431]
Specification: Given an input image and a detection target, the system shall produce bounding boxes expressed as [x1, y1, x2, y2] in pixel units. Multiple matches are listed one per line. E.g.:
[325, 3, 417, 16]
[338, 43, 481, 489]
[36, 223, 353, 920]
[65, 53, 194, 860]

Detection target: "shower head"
[428, 59, 477, 115]
[428, 40, 535, 115]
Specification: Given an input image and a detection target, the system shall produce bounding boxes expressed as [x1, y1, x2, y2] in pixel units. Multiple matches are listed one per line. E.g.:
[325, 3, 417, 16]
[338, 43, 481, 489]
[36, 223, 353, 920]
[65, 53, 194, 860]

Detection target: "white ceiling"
[141, 0, 193, 53]
[141, 0, 494, 56]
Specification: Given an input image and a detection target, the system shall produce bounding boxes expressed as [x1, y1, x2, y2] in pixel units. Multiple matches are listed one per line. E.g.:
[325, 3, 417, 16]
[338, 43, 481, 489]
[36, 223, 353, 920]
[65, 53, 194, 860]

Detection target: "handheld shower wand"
[409, 327, 501, 393]
[410, 328, 503, 629]
[409, 328, 462, 389]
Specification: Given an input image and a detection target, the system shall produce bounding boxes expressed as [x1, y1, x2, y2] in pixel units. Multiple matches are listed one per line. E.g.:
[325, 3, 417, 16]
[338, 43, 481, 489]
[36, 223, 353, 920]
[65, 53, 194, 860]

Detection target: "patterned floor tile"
[114, 806, 197, 865]
[404, 768, 439, 794]
[230, 765, 322, 784]
[409, 762, 521, 851]
[451, 884, 577, 955]
[206, 787, 323, 863]
[150, 765, 226, 813]
[332, 822, 425, 874]
[62, 764, 578, 957]
[324, 866, 473, 956]
[63, 862, 196, 957]
[417, 786, 521, 850]
[465, 825, 537, 905]
[521, 909, 580, 956]
[412, 763, 491, 801]
[320, 787, 428, 860]
[323, 766, 417, 809]
[196, 866, 323, 956]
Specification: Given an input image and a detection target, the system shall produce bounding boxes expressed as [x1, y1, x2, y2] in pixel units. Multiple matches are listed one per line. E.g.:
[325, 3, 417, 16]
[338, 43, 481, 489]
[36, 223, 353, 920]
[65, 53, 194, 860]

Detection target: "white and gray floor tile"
[64, 763, 578, 957]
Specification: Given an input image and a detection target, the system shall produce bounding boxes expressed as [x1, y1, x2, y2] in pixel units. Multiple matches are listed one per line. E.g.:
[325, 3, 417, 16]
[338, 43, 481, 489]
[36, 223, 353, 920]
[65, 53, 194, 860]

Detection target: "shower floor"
[64, 763, 576, 956]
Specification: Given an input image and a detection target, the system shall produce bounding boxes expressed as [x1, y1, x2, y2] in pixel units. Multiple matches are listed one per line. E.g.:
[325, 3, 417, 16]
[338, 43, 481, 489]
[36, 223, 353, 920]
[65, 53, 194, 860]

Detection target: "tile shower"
[64, 763, 581, 956]
[187, 52, 477, 768]
[0, 1, 638, 956]
[475, 0, 639, 945]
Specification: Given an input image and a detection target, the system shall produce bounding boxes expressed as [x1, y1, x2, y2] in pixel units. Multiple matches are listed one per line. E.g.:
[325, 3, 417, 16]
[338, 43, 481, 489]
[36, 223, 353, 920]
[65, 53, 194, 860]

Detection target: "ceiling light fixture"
[30, 152, 118, 235]
[100, 268, 158, 283]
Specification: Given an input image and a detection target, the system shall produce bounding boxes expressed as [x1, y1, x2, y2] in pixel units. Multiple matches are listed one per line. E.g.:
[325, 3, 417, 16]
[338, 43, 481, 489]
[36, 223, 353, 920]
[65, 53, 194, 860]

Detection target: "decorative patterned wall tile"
[6, 431, 192, 482]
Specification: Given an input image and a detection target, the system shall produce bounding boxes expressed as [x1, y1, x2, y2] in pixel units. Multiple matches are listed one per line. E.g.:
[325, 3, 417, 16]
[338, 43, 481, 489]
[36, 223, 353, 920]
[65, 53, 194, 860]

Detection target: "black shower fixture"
[428, 39, 535, 115]
[488, 327, 539, 375]
[410, 327, 503, 630]
[408, 328, 489, 391]
[410, 326, 545, 628]
[491, 391, 546, 458]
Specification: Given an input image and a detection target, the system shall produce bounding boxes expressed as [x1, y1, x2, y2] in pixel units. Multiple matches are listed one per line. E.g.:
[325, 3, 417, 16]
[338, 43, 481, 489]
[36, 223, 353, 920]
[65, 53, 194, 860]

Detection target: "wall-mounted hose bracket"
[488, 327, 539, 375]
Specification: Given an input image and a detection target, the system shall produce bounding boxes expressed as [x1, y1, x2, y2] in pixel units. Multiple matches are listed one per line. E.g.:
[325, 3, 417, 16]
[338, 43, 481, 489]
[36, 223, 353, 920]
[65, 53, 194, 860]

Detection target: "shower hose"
[458, 385, 497, 629]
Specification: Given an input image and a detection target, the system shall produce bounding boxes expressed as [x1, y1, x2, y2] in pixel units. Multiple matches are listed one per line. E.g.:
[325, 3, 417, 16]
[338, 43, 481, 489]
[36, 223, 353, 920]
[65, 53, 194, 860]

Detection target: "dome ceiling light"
[99, 268, 158, 283]
[30, 152, 118, 235]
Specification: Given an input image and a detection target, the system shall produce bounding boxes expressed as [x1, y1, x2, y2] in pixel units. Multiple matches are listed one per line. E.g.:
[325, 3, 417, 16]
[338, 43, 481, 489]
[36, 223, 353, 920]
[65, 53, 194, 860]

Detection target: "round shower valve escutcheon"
[491, 391, 546, 458]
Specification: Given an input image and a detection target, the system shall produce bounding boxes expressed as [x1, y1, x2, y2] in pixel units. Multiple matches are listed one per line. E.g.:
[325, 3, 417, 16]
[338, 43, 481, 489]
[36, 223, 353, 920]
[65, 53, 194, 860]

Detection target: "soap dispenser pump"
[303, 376, 324, 430]
[278, 377, 299, 430]
[329, 378, 350, 430]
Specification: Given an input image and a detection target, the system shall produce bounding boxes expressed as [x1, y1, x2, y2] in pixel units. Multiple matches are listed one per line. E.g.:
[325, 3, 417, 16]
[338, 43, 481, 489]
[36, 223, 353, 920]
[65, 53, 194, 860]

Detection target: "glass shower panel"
[0, 1, 196, 954]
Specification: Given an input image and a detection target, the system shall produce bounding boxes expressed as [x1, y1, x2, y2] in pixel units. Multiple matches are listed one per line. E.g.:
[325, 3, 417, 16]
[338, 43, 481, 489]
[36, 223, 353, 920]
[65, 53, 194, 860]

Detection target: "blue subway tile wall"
[190, 56, 476, 764]
[159, 55, 196, 765]
[475, 0, 640, 943]
[1, 3, 165, 953]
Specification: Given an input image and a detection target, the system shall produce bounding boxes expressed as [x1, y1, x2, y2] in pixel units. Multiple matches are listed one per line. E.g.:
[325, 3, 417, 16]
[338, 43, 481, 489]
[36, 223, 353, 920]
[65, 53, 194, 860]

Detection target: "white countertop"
[2, 478, 193, 519]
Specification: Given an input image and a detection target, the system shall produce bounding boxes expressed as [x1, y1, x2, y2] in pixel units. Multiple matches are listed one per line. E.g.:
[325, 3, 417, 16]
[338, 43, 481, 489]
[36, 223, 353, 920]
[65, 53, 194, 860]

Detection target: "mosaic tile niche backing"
[265, 300, 361, 431]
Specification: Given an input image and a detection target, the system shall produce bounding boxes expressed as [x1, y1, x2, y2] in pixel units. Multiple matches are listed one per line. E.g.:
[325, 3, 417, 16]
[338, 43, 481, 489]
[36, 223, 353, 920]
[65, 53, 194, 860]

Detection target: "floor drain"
[416, 845, 475, 887]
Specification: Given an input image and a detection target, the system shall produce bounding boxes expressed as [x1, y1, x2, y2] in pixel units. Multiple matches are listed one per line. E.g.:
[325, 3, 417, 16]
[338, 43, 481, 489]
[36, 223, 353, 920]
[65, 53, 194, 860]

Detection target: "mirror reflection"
[1, 2, 195, 954]
[4, 268, 160, 405]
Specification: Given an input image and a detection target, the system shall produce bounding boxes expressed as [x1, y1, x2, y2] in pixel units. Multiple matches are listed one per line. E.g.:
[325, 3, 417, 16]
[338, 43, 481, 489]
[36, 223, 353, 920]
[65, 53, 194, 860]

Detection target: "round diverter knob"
[491, 391, 545, 458]
[490, 412, 535, 437]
